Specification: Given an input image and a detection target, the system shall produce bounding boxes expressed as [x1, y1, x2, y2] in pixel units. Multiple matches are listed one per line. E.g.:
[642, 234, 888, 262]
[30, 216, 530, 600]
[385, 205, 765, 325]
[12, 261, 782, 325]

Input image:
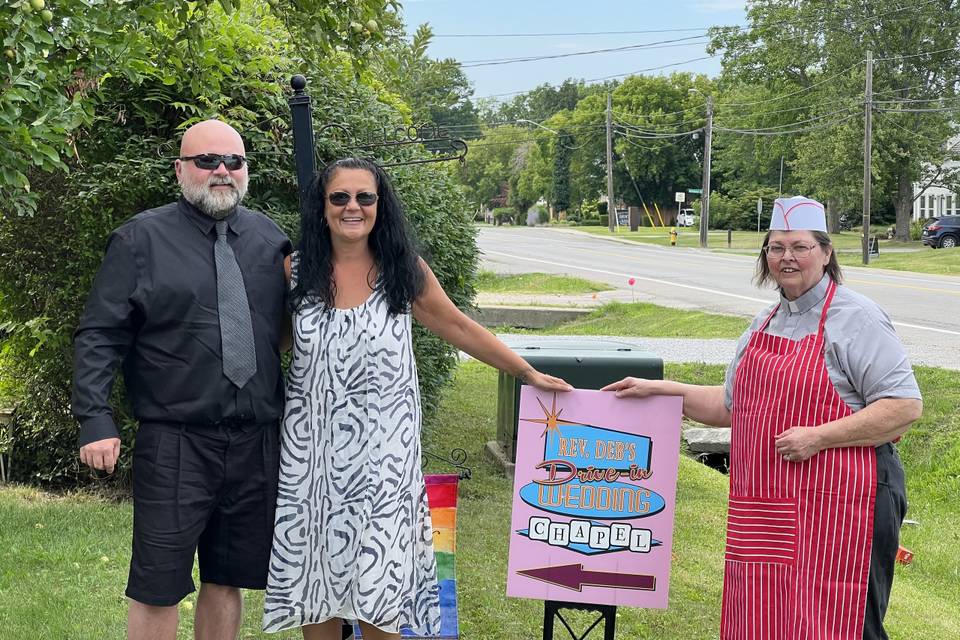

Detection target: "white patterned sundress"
[262, 268, 440, 635]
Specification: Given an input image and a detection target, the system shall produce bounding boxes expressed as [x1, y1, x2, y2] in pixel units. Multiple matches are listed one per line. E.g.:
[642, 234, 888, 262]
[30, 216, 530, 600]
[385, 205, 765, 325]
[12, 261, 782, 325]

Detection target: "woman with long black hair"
[262, 158, 570, 639]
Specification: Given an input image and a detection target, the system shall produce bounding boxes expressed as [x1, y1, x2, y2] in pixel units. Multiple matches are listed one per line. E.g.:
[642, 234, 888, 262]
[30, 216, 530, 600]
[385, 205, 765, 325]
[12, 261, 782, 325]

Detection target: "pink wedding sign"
[506, 387, 683, 608]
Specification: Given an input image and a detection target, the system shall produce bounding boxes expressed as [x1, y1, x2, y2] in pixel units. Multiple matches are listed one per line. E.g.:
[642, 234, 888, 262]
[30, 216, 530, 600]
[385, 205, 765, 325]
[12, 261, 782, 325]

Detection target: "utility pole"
[699, 94, 713, 248]
[778, 155, 784, 196]
[606, 93, 616, 232]
[862, 51, 873, 265]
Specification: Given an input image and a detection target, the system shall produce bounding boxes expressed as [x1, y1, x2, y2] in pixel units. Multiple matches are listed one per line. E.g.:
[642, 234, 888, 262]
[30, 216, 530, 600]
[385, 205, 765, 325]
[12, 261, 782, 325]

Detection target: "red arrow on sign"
[517, 563, 656, 592]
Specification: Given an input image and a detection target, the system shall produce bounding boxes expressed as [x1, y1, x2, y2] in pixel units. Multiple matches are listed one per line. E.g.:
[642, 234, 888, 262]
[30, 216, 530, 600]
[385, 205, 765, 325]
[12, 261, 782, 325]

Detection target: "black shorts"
[126, 420, 279, 606]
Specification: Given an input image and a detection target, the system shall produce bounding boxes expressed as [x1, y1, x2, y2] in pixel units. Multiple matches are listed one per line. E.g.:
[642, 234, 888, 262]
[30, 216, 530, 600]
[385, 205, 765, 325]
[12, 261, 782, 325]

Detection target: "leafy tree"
[710, 0, 960, 239]
[373, 23, 480, 138]
[0, 0, 390, 220]
[484, 79, 585, 124]
[551, 128, 573, 215]
[457, 124, 529, 212]
[0, 1, 475, 487]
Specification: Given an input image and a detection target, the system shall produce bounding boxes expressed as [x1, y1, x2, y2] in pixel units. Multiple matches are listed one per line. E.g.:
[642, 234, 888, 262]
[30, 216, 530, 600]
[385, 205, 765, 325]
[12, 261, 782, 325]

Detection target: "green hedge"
[0, 17, 475, 487]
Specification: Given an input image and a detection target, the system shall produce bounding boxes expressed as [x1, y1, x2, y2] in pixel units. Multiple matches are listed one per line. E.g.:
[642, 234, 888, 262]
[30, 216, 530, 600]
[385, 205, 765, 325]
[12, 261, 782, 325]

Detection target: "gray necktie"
[214, 220, 257, 388]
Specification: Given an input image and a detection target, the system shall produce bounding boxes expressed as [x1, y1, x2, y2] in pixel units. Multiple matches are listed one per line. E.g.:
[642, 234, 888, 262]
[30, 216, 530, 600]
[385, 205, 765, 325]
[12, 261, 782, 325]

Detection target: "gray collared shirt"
[724, 275, 921, 412]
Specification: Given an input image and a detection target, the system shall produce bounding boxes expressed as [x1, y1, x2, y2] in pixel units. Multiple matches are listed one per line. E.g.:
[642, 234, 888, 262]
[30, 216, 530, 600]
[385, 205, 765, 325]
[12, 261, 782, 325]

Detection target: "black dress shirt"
[73, 197, 292, 446]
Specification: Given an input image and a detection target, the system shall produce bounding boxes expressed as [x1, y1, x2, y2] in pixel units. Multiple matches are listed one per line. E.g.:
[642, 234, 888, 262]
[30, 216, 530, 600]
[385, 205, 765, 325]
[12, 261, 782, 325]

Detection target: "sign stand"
[543, 600, 616, 640]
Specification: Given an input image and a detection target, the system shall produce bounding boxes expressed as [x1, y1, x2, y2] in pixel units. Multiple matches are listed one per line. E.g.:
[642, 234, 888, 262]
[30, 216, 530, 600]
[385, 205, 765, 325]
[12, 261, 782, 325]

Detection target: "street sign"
[757, 197, 763, 215]
[688, 188, 703, 194]
[675, 192, 686, 203]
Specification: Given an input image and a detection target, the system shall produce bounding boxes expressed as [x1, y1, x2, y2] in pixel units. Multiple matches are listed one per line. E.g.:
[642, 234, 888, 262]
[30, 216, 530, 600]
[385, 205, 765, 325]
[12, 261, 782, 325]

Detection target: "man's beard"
[181, 176, 247, 219]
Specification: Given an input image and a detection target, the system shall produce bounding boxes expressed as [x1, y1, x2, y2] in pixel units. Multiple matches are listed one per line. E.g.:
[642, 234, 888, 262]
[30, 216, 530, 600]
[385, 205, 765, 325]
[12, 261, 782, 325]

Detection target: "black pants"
[863, 443, 907, 640]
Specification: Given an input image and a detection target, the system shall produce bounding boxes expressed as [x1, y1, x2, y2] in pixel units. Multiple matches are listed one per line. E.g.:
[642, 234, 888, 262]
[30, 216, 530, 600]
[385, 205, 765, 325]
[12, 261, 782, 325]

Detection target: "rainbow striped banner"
[354, 473, 460, 639]
[406, 473, 460, 639]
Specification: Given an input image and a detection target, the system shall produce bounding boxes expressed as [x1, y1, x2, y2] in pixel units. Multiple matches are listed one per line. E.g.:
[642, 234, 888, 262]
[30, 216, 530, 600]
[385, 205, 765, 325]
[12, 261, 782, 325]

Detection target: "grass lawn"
[836, 246, 960, 275]
[2, 358, 957, 638]
[2, 291, 957, 638]
[572, 226, 913, 252]
[572, 226, 960, 277]
[476, 270, 612, 295]
[507, 301, 750, 339]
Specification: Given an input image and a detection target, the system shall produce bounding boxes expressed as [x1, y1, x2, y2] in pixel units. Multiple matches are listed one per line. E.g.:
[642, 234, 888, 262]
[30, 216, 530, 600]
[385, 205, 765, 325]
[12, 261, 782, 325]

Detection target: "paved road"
[477, 226, 960, 370]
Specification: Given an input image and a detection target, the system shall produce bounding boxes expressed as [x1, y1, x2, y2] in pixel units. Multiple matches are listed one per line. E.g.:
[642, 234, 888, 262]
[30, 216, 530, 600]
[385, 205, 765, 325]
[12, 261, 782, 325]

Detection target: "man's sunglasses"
[327, 191, 379, 206]
[179, 153, 247, 171]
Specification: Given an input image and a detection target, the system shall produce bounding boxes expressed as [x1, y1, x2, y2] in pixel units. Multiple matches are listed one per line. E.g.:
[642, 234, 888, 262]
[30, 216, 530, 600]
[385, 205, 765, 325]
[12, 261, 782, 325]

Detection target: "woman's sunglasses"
[179, 153, 247, 171]
[327, 191, 379, 206]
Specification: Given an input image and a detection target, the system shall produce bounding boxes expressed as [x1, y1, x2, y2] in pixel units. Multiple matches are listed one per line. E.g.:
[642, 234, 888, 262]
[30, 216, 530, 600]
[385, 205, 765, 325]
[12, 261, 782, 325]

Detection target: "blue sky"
[400, 0, 748, 104]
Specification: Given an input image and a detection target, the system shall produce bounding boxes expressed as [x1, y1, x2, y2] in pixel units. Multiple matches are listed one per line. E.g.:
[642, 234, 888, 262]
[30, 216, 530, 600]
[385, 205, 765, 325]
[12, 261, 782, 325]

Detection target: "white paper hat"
[770, 196, 826, 232]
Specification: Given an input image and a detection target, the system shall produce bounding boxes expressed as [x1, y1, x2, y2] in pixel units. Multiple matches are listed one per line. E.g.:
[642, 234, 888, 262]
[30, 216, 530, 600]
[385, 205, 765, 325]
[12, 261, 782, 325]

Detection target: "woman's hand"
[600, 376, 661, 398]
[775, 427, 824, 462]
[522, 369, 573, 392]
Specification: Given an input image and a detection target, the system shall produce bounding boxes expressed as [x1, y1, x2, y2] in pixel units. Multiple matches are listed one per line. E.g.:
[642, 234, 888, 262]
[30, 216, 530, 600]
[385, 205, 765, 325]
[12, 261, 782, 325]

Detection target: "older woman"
[603, 196, 922, 640]
[262, 158, 571, 639]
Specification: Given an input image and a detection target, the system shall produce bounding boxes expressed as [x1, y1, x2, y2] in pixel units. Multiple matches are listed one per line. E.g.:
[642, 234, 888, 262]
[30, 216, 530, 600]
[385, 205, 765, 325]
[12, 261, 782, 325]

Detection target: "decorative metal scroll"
[287, 74, 468, 214]
[316, 121, 468, 168]
[422, 447, 472, 480]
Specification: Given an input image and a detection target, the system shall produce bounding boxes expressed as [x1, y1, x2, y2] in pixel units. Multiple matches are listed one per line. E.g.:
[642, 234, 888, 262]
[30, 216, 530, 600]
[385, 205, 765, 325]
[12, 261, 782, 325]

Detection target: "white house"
[913, 134, 960, 220]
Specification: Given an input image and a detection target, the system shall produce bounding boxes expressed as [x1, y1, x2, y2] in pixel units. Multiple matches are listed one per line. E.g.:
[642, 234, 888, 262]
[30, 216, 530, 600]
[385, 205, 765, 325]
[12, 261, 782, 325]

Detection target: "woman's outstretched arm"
[412, 260, 572, 393]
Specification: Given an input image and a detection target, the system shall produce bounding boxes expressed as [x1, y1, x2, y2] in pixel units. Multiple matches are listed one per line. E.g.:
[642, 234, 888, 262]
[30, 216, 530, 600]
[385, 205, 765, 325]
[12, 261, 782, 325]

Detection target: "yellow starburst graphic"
[520, 393, 579, 441]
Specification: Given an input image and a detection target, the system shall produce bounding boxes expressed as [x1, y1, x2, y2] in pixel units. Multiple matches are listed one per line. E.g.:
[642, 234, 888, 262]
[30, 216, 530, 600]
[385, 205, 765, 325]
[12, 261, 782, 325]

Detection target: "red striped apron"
[721, 280, 877, 640]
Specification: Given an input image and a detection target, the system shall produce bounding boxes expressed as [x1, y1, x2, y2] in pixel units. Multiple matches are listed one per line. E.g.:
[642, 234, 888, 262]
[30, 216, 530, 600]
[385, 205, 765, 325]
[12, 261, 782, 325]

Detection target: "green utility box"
[496, 338, 663, 463]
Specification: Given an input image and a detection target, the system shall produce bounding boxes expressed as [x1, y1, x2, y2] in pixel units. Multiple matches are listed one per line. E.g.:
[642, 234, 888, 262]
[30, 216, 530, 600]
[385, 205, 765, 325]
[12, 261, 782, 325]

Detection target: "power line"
[715, 113, 859, 136]
[584, 55, 718, 83]
[613, 105, 703, 120]
[716, 106, 859, 130]
[614, 119, 698, 135]
[473, 55, 718, 101]
[874, 110, 946, 145]
[463, 0, 943, 103]
[876, 105, 960, 113]
[459, 36, 710, 68]
[431, 27, 716, 38]
[617, 126, 703, 139]
[872, 45, 960, 62]
[430, 0, 940, 40]
[713, 62, 862, 108]
[874, 95, 960, 104]
[716, 97, 861, 116]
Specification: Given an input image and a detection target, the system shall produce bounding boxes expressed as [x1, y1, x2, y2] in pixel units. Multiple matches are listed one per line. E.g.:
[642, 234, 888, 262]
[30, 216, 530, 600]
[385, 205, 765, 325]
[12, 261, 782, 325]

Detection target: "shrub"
[599, 214, 609, 227]
[910, 219, 926, 241]
[0, 14, 476, 488]
[493, 207, 515, 225]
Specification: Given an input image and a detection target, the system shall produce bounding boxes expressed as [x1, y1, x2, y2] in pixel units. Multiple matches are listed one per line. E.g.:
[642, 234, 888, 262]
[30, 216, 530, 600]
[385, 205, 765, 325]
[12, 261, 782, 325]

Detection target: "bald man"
[72, 120, 292, 640]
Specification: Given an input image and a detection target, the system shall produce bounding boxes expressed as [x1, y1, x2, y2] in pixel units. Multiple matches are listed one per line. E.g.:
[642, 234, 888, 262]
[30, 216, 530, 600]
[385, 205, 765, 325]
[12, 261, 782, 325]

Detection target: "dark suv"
[922, 215, 960, 248]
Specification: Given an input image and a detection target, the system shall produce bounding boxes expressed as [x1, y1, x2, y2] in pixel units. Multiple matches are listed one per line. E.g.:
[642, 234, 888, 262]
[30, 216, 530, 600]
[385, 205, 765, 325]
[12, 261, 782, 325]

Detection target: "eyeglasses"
[327, 191, 378, 206]
[179, 153, 247, 171]
[763, 243, 818, 258]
